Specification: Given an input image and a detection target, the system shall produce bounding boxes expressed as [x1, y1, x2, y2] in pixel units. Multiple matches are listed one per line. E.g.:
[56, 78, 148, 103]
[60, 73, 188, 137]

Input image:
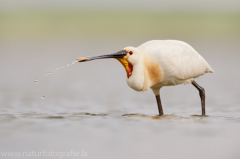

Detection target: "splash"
[44, 60, 78, 76]
[34, 60, 78, 109]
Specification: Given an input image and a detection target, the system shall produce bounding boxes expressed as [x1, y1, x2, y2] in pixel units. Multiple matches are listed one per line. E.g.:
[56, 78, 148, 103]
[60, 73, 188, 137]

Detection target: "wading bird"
[78, 40, 214, 115]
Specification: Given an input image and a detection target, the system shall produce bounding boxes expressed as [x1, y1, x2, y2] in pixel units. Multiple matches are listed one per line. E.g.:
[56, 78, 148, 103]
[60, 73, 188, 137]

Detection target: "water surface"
[0, 38, 240, 159]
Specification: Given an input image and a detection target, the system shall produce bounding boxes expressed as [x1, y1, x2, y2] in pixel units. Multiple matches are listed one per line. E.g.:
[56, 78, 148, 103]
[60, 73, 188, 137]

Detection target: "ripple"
[72, 112, 107, 116]
[0, 114, 16, 122]
[43, 116, 64, 119]
[122, 113, 189, 120]
[1, 112, 240, 123]
[191, 115, 209, 117]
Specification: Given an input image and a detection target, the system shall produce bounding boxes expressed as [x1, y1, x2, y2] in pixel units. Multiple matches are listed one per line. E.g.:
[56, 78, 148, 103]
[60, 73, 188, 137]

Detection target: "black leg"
[156, 93, 164, 116]
[192, 80, 205, 115]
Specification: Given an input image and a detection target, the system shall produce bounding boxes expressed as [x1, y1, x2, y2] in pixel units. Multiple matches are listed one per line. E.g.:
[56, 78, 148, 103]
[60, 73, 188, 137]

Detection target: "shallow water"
[0, 38, 240, 159]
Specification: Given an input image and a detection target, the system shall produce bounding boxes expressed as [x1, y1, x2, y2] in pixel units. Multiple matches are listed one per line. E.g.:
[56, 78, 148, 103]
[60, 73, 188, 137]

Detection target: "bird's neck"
[127, 54, 163, 92]
[126, 55, 150, 92]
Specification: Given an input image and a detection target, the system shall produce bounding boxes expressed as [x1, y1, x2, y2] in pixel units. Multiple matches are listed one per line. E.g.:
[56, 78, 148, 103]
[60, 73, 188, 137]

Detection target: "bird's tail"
[203, 58, 214, 73]
[206, 64, 214, 73]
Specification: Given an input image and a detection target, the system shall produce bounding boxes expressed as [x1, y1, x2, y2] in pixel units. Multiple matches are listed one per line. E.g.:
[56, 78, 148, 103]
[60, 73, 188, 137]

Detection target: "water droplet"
[41, 96, 45, 99]
[44, 60, 77, 77]
[35, 79, 38, 84]
[72, 60, 77, 65]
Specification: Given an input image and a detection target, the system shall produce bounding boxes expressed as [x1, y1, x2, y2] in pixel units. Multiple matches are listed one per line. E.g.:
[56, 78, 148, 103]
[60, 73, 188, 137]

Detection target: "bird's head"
[77, 47, 141, 78]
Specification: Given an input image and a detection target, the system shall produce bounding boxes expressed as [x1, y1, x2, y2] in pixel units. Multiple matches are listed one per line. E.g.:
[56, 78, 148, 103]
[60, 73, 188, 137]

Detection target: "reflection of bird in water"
[78, 40, 214, 116]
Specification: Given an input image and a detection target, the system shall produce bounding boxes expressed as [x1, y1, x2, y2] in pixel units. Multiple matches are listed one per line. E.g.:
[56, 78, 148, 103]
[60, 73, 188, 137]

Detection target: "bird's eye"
[129, 51, 133, 55]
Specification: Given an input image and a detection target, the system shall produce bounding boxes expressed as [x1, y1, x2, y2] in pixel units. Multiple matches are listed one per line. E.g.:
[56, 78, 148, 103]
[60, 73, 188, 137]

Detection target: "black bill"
[77, 50, 128, 62]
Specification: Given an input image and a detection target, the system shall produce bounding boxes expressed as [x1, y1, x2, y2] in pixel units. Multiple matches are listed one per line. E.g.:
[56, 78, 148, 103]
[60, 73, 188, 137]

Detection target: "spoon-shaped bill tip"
[77, 57, 90, 62]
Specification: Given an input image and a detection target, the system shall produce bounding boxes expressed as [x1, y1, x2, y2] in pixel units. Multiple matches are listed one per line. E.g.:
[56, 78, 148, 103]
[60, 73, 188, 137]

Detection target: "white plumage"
[125, 40, 213, 95]
[138, 40, 213, 80]
[78, 40, 214, 115]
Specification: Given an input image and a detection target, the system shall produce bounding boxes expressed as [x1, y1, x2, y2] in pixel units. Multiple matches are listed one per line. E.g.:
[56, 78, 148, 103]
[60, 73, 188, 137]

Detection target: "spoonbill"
[77, 40, 214, 115]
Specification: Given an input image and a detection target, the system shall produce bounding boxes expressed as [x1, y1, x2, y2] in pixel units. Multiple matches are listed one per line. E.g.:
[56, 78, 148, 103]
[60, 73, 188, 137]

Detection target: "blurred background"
[0, 0, 240, 159]
[1, 0, 240, 39]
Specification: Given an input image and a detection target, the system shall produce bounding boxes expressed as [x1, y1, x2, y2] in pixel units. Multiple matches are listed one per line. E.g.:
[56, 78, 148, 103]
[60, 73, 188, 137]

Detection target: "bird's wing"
[137, 40, 213, 80]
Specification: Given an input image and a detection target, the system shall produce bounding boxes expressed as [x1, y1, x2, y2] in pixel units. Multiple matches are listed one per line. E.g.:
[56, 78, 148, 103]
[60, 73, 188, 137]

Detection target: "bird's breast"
[145, 58, 164, 87]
